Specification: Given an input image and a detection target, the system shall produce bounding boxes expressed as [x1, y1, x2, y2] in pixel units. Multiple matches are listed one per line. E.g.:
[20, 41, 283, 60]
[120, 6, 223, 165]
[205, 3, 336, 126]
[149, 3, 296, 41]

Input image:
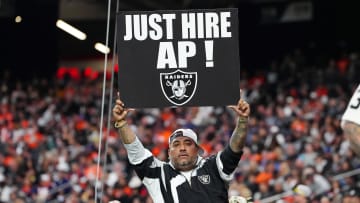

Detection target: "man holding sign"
[341, 84, 360, 156]
[112, 94, 250, 203]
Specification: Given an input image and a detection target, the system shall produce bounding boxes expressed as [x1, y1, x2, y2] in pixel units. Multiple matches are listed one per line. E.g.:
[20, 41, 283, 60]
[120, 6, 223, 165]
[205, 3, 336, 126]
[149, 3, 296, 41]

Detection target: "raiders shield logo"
[198, 175, 210, 184]
[160, 70, 197, 106]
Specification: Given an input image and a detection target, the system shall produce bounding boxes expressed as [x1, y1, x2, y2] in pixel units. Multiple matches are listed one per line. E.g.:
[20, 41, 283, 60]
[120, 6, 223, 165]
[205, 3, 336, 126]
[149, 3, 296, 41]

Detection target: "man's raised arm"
[228, 99, 250, 153]
[112, 95, 136, 144]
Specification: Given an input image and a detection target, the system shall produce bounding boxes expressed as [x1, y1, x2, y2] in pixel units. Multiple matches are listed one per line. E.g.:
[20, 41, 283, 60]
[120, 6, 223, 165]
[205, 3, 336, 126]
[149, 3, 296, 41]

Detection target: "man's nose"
[179, 143, 186, 151]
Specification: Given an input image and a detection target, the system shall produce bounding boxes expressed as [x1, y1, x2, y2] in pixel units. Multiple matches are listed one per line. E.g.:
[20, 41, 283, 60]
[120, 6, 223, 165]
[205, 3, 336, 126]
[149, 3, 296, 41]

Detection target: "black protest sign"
[117, 8, 240, 108]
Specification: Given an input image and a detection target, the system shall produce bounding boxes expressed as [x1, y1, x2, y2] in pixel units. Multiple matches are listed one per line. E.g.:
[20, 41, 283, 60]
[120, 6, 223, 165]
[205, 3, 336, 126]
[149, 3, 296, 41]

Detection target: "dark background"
[0, 0, 358, 79]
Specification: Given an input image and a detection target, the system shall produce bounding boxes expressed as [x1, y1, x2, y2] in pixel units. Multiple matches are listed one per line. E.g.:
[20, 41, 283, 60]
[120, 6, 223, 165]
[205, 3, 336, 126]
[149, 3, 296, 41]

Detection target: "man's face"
[168, 136, 199, 171]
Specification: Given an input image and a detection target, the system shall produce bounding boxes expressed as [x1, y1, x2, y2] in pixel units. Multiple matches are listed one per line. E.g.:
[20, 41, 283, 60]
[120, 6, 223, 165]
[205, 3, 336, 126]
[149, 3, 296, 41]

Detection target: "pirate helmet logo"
[160, 70, 197, 106]
[198, 175, 210, 184]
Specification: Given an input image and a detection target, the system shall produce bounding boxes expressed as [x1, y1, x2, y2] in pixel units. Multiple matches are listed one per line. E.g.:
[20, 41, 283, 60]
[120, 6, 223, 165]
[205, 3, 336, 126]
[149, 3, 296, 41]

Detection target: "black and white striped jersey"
[124, 137, 243, 203]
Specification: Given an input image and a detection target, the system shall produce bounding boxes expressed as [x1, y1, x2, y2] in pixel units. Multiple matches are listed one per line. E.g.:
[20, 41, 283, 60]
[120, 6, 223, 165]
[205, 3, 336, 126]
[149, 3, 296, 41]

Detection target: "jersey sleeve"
[216, 145, 243, 181]
[124, 136, 164, 180]
[342, 84, 360, 126]
[124, 136, 153, 165]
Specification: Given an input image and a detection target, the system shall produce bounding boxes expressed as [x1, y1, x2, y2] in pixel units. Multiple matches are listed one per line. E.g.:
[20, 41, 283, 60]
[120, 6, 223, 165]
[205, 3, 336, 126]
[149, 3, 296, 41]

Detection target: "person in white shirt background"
[341, 84, 360, 157]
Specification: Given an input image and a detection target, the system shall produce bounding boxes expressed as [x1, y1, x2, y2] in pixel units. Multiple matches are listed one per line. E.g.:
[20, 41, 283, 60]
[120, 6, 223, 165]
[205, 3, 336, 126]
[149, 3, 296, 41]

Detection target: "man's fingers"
[227, 105, 238, 111]
[240, 105, 248, 111]
[228, 99, 250, 117]
[113, 91, 135, 121]
[113, 104, 135, 120]
[227, 105, 236, 109]
[116, 91, 125, 107]
[119, 110, 127, 120]
[227, 105, 243, 115]
[229, 101, 248, 110]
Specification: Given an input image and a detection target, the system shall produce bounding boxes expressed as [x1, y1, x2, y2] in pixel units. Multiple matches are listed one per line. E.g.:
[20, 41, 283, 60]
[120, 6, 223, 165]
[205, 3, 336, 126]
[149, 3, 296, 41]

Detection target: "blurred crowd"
[0, 44, 360, 203]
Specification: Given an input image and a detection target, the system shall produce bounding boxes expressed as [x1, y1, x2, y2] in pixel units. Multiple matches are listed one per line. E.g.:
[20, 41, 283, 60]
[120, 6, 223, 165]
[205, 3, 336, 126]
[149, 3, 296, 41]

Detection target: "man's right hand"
[112, 92, 136, 143]
[112, 98, 128, 122]
[112, 92, 134, 122]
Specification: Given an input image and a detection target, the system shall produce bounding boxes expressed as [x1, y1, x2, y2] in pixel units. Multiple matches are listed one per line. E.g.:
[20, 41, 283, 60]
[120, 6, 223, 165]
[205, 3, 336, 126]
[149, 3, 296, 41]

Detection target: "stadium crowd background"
[0, 41, 360, 203]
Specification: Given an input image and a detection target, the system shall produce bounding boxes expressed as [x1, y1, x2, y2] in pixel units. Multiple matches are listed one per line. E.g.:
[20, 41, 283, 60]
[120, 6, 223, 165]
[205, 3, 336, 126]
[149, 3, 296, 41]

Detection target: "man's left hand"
[228, 99, 250, 118]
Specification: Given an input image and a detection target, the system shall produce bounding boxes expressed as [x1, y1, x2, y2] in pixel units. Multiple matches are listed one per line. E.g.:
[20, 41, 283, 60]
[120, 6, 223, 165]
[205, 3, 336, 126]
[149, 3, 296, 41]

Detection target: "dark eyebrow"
[183, 138, 193, 143]
[172, 140, 180, 145]
[171, 138, 194, 145]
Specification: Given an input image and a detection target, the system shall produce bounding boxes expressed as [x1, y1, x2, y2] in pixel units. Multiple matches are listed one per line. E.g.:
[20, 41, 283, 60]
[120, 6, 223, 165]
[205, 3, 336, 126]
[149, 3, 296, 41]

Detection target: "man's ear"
[167, 148, 171, 162]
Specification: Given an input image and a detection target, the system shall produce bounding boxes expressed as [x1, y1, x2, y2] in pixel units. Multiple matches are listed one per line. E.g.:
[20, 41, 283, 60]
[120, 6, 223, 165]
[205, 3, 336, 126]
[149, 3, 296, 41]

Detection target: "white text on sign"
[123, 11, 232, 69]
[123, 12, 232, 41]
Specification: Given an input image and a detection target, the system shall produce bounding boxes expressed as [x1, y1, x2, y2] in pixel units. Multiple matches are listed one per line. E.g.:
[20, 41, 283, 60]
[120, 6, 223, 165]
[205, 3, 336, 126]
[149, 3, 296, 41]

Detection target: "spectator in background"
[341, 84, 360, 156]
[302, 167, 331, 198]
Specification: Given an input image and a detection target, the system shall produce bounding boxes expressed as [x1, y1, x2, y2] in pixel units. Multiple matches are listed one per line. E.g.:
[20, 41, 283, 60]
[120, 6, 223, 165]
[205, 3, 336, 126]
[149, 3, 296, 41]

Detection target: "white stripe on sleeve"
[124, 136, 152, 165]
[143, 177, 165, 203]
[216, 151, 235, 182]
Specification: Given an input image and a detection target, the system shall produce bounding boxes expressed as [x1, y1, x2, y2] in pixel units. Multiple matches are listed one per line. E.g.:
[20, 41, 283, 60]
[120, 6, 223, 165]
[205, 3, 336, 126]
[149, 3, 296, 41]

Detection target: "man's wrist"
[238, 116, 249, 123]
[114, 120, 127, 129]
